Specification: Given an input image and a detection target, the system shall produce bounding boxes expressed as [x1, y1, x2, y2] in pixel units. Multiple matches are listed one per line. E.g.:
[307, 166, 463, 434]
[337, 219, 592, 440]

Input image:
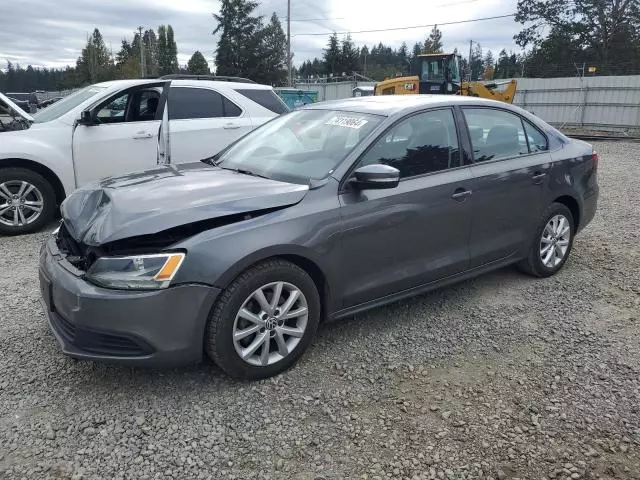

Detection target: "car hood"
[61, 162, 309, 246]
[0, 91, 34, 122]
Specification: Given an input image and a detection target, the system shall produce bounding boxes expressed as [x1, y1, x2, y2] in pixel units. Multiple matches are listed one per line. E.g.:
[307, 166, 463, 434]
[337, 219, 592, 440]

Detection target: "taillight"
[592, 150, 599, 168]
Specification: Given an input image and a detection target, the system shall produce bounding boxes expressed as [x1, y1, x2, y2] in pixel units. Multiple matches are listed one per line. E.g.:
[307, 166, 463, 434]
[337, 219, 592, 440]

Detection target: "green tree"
[515, 0, 640, 70]
[469, 42, 484, 80]
[323, 33, 341, 75]
[339, 34, 359, 74]
[213, 0, 262, 78]
[256, 13, 287, 85]
[157, 25, 179, 75]
[76, 28, 114, 84]
[423, 25, 443, 54]
[187, 51, 210, 74]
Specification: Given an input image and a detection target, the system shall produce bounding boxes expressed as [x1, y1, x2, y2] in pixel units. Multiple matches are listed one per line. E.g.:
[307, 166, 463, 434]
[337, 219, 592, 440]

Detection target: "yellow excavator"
[374, 53, 517, 104]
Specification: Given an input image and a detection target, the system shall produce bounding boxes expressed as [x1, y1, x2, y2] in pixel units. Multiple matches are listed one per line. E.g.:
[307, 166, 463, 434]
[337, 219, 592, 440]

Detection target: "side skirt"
[329, 254, 521, 321]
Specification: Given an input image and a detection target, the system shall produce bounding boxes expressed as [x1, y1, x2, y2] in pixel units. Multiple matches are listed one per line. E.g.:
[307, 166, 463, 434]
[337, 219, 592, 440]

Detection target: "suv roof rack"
[159, 74, 256, 84]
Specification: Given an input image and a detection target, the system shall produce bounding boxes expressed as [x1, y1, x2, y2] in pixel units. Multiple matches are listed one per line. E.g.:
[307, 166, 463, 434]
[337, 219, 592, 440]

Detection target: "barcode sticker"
[325, 116, 368, 129]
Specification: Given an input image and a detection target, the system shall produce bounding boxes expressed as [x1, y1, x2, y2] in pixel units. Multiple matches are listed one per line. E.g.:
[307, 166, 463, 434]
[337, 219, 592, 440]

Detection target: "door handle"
[531, 171, 547, 184]
[132, 131, 153, 139]
[451, 188, 472, 201]
[223, 123, 241, 130]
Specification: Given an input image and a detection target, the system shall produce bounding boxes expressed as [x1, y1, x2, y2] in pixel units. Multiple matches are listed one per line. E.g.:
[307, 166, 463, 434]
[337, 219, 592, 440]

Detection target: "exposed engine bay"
[0, 98, 31, 132]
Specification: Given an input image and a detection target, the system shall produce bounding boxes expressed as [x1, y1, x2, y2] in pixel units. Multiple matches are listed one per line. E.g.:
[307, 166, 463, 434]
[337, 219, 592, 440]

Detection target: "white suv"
[0, 75, 288, 235]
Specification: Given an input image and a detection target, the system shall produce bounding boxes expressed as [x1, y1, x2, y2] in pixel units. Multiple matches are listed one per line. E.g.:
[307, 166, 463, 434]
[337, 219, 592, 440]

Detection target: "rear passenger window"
[523, 120, 549, 152]
[169, 87, 241, 120]
[463, 108, 529, 162]
[357, 108, 460, 178]
[169, 87, 223, 120]
[234, 89, 289, 114]
[223, 97, 242, 117]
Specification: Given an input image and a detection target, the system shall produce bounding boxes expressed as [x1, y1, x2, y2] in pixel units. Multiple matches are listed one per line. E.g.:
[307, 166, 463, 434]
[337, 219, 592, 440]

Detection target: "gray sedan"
[39, 95, 599, 379]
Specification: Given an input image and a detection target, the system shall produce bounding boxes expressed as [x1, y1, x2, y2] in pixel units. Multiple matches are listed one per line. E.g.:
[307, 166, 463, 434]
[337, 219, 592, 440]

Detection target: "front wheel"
[0, 168, 56, 236]
[518, 202, 575, 278]
[205, 259, 320, 379]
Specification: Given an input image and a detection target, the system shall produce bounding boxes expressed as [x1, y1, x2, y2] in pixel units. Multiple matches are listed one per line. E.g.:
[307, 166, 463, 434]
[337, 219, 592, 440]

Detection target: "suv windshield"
[33, 86, 106, 123]
[213, 109, 383, 184]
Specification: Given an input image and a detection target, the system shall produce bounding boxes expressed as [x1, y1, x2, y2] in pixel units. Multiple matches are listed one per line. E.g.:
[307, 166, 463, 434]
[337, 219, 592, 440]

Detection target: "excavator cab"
[417, 53, 462, 95]
[374, 52, 516, 103]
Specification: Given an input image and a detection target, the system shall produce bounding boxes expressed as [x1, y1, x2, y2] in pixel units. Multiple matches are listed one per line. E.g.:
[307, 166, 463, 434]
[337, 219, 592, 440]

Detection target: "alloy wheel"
[232, 281, 309, 367]
[0, 180, 44, 228]
[540, 214, 571, 268]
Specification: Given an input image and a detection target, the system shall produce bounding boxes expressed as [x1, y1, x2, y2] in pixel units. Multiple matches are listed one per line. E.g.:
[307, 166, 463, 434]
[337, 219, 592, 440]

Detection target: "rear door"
[168, 86, 253, 164]
[338, 108, 474, 308]
[461, 106, 552, 267]
[73, 81, 170, 186]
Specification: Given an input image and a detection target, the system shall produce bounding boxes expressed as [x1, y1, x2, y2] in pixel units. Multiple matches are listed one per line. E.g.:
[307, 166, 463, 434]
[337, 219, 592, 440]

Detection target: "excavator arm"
[461, 79, 517, 104]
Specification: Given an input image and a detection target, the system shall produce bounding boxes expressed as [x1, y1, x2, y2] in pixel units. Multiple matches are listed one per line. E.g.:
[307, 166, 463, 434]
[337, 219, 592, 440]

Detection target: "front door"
[461, 107, 552, 267]
[338, 108, 474, 308]
[73, 81, 170, 186]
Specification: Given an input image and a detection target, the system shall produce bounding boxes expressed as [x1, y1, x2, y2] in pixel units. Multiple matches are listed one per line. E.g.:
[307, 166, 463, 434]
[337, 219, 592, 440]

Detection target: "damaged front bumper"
[38, 235, 220, 366]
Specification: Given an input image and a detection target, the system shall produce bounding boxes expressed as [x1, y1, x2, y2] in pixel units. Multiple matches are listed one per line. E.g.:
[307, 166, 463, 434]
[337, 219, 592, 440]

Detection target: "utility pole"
[287, 0, 292, 86]
[137, 26, 146, 78]
[468, 39, 473, 82]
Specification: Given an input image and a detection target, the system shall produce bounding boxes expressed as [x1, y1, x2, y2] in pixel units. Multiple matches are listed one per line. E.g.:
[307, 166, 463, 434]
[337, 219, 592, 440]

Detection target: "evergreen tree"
[166, 26, 179, 74]
[323, 33, 341, 75]
[213, 0, 262, 78]
[469, 42, 484, 80]
[423, 25, 443, 54]
[187, 51, 210, 74]
[256, 13, 287, 85]
[483, 50, 495, 80]
[157, 25, 179, 75]
[76, 28, 113, 84]
[339, 35, 359, 75]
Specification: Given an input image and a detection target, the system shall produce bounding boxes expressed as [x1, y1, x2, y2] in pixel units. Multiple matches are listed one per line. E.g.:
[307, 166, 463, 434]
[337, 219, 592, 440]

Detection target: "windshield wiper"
[217, 165, 270, 179]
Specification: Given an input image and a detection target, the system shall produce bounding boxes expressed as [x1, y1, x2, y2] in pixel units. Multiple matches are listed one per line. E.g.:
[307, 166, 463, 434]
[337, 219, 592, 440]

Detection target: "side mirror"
[350, 164, 400, 190]
[77, 110, 95, 126]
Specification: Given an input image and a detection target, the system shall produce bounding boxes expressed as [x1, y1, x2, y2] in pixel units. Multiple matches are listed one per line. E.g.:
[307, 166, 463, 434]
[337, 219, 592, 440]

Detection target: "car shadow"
[51, 264, 534, 393]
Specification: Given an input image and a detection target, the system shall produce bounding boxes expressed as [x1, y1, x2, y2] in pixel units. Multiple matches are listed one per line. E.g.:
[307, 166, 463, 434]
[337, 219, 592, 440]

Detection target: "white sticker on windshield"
[325, 116, 368, 129]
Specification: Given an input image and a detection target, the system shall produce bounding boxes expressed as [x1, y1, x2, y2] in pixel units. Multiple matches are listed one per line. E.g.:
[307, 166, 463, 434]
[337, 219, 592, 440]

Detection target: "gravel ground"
[0, 141, 639, 480]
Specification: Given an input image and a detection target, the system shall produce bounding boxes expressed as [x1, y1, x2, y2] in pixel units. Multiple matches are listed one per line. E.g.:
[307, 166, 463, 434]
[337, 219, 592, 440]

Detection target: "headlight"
[85, 253, 185, 290]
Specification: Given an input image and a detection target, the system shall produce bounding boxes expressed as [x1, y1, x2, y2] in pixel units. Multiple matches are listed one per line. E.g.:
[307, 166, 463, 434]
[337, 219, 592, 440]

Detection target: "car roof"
[93, 78, 273, 90]
[303, 95, 518, 116]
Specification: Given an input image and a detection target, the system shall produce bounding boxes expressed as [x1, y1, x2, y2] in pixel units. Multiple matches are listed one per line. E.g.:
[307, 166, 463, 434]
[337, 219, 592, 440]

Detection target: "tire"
[517, 202, 575, 278]
[205, 259, 321, 380]
[0, 167, 56, 236]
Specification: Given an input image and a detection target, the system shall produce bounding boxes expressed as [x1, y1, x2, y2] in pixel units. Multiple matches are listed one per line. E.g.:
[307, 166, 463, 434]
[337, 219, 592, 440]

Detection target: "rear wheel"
[0, 168, 56, 235]
[518, 202, 575, 277]
[205, 259, 320, 379]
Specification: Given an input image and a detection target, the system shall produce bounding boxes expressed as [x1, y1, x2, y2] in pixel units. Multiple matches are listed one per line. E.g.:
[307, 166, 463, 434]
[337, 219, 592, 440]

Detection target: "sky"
[0, 0, 524, 72]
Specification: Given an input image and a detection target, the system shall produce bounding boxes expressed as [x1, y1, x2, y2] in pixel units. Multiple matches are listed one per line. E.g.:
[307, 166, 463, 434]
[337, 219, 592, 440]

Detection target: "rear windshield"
[234, 88, 289, 114]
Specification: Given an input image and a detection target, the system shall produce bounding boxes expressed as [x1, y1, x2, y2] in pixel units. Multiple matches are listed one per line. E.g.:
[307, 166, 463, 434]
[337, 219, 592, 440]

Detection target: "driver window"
[95, 89, 161, 124]
[96, 93, 129, 124]
[356, 109, 460, 179]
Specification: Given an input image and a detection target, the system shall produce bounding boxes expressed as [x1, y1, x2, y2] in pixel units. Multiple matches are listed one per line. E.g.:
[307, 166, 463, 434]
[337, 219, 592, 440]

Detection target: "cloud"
[0, 0, 523, 71]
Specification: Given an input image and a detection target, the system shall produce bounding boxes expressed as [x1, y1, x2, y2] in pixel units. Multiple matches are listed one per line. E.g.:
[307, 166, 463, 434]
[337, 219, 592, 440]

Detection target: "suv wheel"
[205, 259, 320, 379]
[518, 202, 575, 278]
[0, 168, 56, 236]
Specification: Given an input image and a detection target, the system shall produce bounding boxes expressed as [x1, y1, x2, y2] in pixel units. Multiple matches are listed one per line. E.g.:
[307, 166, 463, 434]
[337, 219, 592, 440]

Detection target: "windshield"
[214, 109, 383, 184]
[420, 56, 461, 83]
[33, 86, 106, 123]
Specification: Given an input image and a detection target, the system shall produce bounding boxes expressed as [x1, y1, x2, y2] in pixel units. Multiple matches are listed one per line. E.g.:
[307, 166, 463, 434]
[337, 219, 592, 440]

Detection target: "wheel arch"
[552, 195, 581, 231]
[214, 246, 334, 321]
[0, 158, 67, 206]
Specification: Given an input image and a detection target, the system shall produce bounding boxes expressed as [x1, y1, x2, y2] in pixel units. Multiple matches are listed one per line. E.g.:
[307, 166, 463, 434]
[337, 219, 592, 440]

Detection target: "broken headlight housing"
[85, 253, 185, 290]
